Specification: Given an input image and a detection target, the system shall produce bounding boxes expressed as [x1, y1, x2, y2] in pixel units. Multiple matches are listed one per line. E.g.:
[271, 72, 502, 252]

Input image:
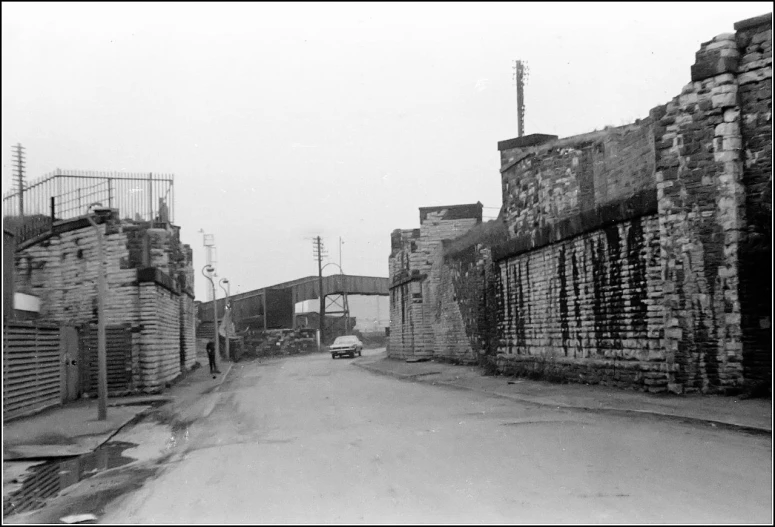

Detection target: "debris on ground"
[60, 513, 98, 523]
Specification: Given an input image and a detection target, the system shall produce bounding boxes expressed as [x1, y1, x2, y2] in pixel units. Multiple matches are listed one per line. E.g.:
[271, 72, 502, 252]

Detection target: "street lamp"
[201, 265, 220, 371]
[86, 203, 111, 421]
[219, 278, 231, 361]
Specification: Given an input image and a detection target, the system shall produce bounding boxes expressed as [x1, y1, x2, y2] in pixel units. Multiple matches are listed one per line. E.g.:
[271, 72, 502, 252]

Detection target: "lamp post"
[201, 265, 220, 371]
[85, 203, 110, 421]
[219, 278, 231, 361]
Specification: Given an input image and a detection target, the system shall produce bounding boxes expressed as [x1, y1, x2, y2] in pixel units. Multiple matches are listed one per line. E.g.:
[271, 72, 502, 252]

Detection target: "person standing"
[206, 340, 221, 374]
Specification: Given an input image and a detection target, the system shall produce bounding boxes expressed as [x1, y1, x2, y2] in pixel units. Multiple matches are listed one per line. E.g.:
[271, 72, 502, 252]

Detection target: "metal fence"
[2, 170, 174, 243]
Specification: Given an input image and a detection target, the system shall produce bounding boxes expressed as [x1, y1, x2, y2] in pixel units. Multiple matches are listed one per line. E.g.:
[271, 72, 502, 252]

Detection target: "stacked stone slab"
[13, 213, 196, 395]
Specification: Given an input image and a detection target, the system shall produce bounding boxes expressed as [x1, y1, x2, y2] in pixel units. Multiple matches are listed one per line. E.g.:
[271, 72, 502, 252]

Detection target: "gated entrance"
[78, 324, 133, 396]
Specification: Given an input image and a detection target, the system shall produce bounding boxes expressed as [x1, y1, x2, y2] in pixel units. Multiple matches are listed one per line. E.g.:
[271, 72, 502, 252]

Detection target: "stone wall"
[138, 281, 181, 393]
[14, 220, 139, 328]
[387, 12, 770, 395]
[388, 204, 482, 360]
[12, 214, 197, 394]
[647, 15, 771, 393]
[499, 122, 655, 239]
[180, 293, 197, 371]
[495, 215, 667, 390]
[488, 13, 771, 394]
[735, 15, 772, 390]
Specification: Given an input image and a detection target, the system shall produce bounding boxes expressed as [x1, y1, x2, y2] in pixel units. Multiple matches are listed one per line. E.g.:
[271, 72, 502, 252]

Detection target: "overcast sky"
[2, 2, 770, 300]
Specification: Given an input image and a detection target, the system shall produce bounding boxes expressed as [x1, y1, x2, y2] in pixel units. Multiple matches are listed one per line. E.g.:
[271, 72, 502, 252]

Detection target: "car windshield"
[333, 336, 358, 345]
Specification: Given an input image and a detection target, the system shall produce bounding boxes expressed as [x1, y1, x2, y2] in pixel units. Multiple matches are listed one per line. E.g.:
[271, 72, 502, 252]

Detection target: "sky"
[2, 1, 770, 301]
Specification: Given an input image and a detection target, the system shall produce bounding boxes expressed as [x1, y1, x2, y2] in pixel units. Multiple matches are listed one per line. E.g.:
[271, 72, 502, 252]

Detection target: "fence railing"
[2, 170, 174, 244]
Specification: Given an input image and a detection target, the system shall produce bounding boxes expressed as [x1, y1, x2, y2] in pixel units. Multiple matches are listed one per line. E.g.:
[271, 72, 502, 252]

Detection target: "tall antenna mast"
[513, 60, 529, 137]
[12, 143, 26, 218]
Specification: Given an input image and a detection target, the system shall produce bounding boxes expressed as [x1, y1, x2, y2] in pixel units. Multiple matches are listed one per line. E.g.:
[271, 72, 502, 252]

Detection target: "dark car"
[330, 336, 363, 359]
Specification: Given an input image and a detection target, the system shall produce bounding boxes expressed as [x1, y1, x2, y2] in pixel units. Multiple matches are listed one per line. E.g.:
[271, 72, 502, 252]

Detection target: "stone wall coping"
[497, 134, 559, 151]
[17, 214, 112, 251]
[498, 122, 651, 157]
[389, 272, 428, 290]
[493, 188, 658, 262]
[419, 203, 483, 223]
[734, 12, 772, 31]
[137, 267, 180, 295]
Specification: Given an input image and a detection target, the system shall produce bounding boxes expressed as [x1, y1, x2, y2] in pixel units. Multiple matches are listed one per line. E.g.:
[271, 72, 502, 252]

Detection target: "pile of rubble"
[241, 329, 318, 359]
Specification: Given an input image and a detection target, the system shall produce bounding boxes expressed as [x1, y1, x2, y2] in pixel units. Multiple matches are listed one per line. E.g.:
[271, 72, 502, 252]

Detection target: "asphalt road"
[101, 348, 773, 524]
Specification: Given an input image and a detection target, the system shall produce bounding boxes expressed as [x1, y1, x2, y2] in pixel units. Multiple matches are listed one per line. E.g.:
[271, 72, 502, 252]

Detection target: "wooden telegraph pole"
[313, 237, 326, 345]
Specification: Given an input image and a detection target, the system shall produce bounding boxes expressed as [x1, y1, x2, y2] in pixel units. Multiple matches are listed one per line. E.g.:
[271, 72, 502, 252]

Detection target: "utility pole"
[340, 237, 349, 335]
[513, 60, 529, 138]
[313, 236, 327, 344]
[86, 204, 111, 421]
[12, 143, 26, 218]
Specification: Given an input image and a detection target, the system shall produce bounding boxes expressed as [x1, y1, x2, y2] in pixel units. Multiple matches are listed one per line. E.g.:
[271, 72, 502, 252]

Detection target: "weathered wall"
[499, 123, 655, 239]
[12, 215, 196, 394]
[487, 13, 772, 394]
[14, 221, 139, 328]
[388, 205, 482, 360]
[495, 216, 667, 390]
[138, 281, 181, 393]
[180, 294, 197, 371]
[735, 15, 772, 390]
[438, 243, 497, 364]
[3, 230, 15, 318]
[387, 13, 771, 395]
[648, 22, 770, 393]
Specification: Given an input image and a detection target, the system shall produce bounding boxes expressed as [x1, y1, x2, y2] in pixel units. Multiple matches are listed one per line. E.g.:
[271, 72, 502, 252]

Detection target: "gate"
[78, 324, 133, 396]
[2, 321, 62, 422]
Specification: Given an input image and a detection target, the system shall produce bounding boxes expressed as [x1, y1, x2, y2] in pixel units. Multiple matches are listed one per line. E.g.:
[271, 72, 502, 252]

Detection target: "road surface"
[101, 349, 772, 524]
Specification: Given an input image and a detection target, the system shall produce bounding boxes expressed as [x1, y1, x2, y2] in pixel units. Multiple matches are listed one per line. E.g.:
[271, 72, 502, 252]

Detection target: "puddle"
[3, 441, 138, 517]
[501, 420, 590, 427]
